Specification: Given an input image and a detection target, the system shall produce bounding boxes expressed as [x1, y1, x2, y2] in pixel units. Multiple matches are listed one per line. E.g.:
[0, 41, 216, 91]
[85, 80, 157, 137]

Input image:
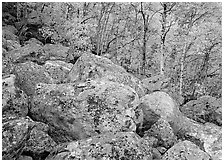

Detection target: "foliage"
[3, 2, 222, 99]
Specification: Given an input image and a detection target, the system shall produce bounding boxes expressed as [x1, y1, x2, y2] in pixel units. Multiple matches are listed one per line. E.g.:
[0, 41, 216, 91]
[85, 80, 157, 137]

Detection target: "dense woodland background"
[2, 2, 222, 102]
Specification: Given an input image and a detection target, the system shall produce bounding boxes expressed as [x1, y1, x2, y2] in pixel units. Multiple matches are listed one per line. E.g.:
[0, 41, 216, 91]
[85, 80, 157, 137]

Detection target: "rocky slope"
[2, 14, 222, 160]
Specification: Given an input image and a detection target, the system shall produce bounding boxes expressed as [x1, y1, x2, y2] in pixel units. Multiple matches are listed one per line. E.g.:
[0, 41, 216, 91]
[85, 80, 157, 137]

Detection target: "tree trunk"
[96, 4, 105, 55]
[179, 43, 188, 96]
[100, 3, 114, 56]
[160, 3, 167, 76]
[140, 2, 148, 75]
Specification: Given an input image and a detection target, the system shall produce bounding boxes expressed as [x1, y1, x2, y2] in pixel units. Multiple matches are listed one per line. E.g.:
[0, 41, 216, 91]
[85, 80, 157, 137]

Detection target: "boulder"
[180, 95, 222, 126]
[47, 132, 152, 160]
[2, 25, 18, 35]
[162, 140, 210, 160]
[151, 148, 162, 159]
[24, 38, 44, 46]
[27, 10, 41, 25]
[2, 116, 35, 160]
[43, 60, 73, 83]
[181, 121, 222, 160]
[141, 75, 170, 94]
[2, 55, 15, 75]
[143, 118, 177, 148]
[2, 28, 19, 42]
[138, 91, 222, 159]
[8, 42, 46, 64]
[13, 61, 73, 96]
[66, 52, 145, 97]
[30, 80, 142, 143]
[22, 121, 57, 160]
[2, 37, 21, 52]
[2, 74, 29, 117]
[141, 136, 158, 148]
[42, 43, 69, 61]
[13, 61, 52, 96]
[137, 91, 182, 132]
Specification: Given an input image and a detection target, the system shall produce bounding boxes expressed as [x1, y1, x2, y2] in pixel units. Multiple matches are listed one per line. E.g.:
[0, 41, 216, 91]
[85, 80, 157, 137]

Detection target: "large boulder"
[27, 10, 41, 26]
[13, 61, 52, 96]
[181, 121, 222, 160]
[2, 115, 57, 160]
[24, 38, 44, 46]
[180, 95, 222, 126]
[162, 140, 210, 160]
[30, 80, 142, 143]
[2, 116, 35, 160]
[66, 52, 145, 97]
[8, 42, 46, 64]
[2, 55, 15, 75]
[138, 91, 222, 159]
[137, 91, 182, 132]
[42, 43, 69, 61]
[141, 75, 170, 94]
[2, 37, 21, 52]
[2, 25, 18, 35]
[143, 118, 177, 149]
[47, 132, 152, 160]
[2, 74, 29, 117]
[2, 28, 19, 42]
[43, 60, 73, 83]
[13, 61, 73, 96]
[22, 121, 57, 160]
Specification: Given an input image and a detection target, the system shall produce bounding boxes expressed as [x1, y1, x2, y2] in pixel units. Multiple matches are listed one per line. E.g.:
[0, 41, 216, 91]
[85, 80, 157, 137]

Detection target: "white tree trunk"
[179, 43, 188, 95]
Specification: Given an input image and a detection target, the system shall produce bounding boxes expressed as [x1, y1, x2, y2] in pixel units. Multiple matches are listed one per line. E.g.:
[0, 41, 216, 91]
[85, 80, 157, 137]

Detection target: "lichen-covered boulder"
[47, 132, 152, 160]
[141, 75, 170, 94]
[2, 55, 15, 75]
[137, 91, 182, 132]
[23, 121, 57, 160]
[180, 95, 222, 126]
[13, 61, 73, 96]
[13, 61, 52, 96]
[8, 42, 46, 64]
[27, 10, 41, 25]
[143, 118, 177, 148]
[24, 38, 44, 46]
[2, 25, 18, 35]
[162, 140, 210, 160]
[2, 28, 19, 42]
[183, 121, 222, 160]
[43, 60, 73, 83]
[2, 74, 29, 117]
[66, 52, 145, 97]
[42, 43, 69, 60]
[2, 116, 35, 160]
[30, 79, 142, 143]
[2, 37, 21, 52]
